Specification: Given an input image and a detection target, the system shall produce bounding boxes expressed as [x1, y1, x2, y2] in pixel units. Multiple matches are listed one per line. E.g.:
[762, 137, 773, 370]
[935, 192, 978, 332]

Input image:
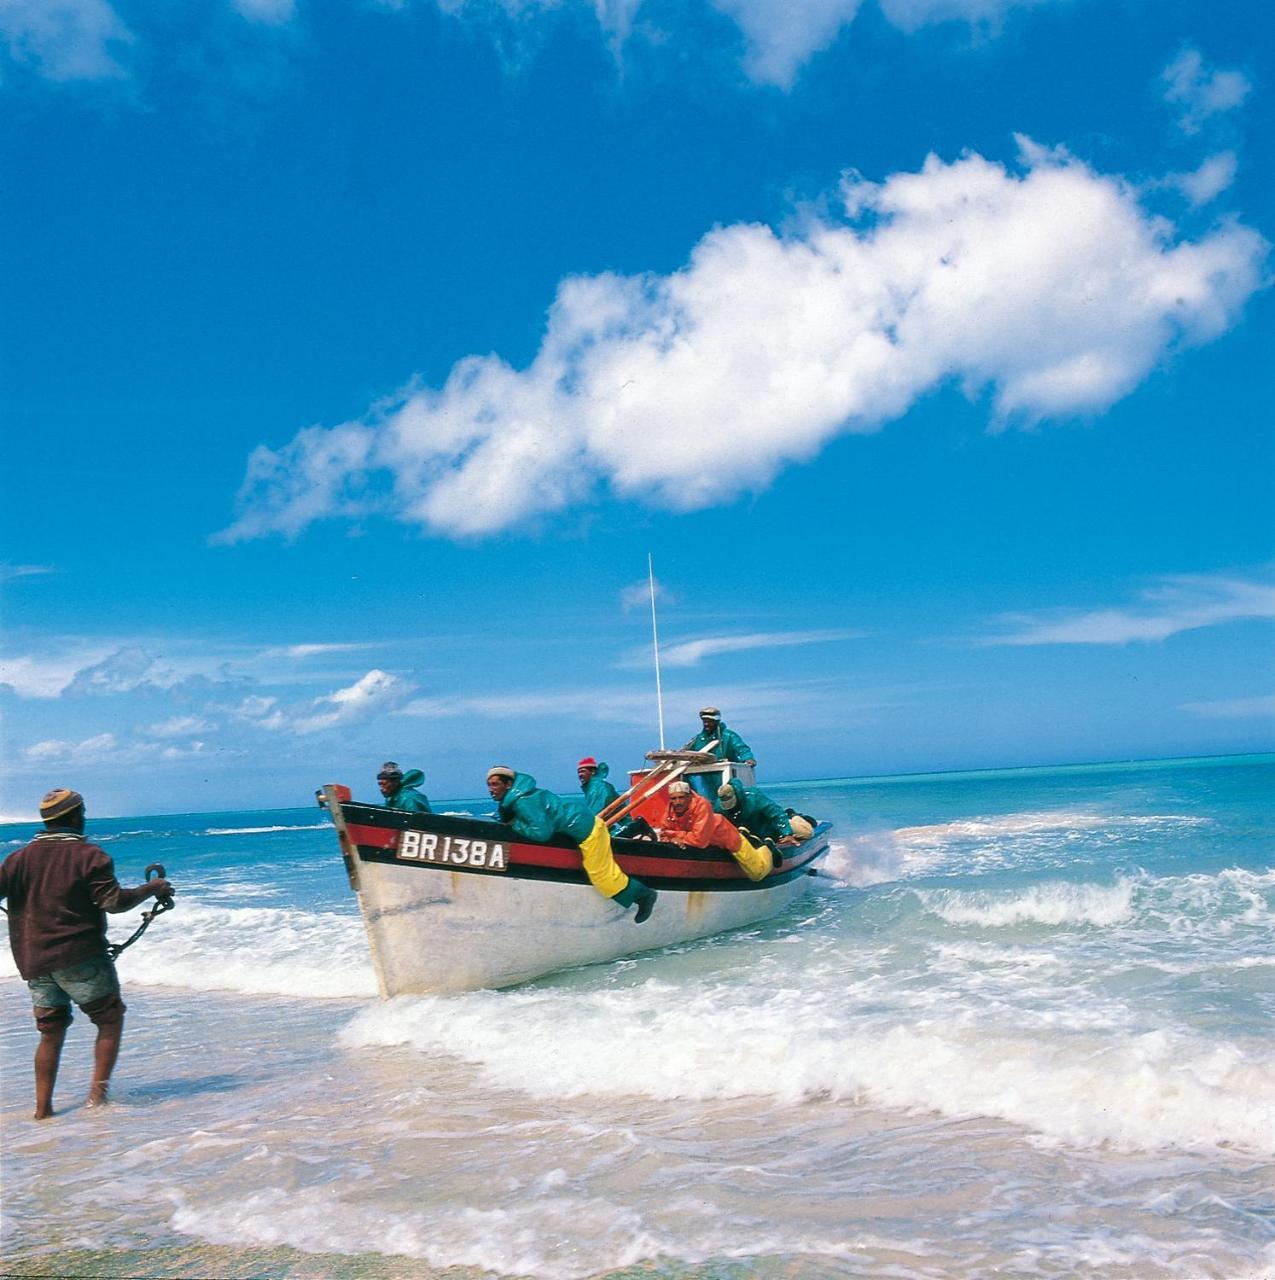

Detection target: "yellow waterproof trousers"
[731, 833, 773, 882]
[578, 817, 629, 899]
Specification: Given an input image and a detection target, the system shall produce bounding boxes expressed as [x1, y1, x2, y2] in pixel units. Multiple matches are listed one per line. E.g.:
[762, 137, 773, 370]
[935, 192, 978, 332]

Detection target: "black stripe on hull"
[351, 840, 830, 892]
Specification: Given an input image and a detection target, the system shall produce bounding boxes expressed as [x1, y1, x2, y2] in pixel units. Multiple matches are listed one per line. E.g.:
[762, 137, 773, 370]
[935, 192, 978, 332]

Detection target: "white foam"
[918, 880, 1136, 928]
[98, 902, 373, 998]
[168, 1183, 924, 1279]
[894, 811, 1207, 844]
[203, 824, 331, 836]
[339, 983, 1275, 1156]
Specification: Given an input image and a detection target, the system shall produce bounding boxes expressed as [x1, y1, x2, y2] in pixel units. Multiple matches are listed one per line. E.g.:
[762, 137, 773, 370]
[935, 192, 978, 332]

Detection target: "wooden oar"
[602, 740, 719, 828]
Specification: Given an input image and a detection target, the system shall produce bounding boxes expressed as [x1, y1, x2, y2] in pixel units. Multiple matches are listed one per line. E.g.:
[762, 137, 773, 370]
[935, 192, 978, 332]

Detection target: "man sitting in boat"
[647, 781, 775, 881]
[376, 762, 432, 814]
[485, 767, 658, 923]
[716, 779, 810, 846]
[683, 707, 757, 767]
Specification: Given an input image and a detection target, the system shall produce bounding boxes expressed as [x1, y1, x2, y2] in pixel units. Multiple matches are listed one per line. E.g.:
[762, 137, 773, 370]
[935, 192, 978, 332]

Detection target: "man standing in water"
[0, 788, 174, 1119]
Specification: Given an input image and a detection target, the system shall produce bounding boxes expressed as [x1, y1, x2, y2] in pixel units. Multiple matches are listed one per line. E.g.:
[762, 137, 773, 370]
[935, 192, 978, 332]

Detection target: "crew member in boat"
[486, 767, 659, 922]
[716, 779, 811, 845]
[576, 757, 619, 814]
[683, 707, 756, 767]
[376, 762, 432, 813]
[647, 780, 776, 881]
[0, 788, 175, 1119]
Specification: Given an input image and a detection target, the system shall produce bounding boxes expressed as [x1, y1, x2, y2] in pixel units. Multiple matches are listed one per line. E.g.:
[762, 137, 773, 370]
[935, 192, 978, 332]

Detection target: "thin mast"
[648, 552, 666, 750]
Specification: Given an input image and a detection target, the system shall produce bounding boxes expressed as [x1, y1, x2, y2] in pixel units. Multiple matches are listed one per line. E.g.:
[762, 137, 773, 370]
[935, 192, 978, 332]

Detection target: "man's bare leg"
[86, 1020, 123, 1108]
[33, 1020, 67, 1120]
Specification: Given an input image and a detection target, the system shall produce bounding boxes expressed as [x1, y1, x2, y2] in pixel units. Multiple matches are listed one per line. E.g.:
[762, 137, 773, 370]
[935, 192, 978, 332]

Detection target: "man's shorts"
[28, 955, 125, 1030]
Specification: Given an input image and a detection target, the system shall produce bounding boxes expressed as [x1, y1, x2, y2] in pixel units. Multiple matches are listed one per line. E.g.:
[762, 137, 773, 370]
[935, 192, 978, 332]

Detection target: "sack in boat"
[786, 812, 814, 841]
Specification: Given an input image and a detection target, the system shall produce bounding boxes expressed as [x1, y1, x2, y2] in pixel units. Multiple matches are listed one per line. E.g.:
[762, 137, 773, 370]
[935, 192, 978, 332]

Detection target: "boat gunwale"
[339, 801, 831, 892]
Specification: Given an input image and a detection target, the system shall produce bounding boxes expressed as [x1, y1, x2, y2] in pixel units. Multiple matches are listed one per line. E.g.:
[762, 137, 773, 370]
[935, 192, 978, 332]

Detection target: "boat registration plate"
[395, 829, 508, 872]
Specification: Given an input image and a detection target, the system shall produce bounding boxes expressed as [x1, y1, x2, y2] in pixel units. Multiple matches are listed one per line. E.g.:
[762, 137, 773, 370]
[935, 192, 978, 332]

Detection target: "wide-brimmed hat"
[40, 788, 84, 822]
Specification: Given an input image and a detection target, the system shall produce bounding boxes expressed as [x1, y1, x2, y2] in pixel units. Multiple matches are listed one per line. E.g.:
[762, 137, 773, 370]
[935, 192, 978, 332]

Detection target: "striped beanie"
[40, 788, 84, 822]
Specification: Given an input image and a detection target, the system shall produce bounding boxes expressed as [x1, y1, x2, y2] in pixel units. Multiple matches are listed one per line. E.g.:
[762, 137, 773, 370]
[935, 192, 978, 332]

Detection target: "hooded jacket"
[579, 762, 620, 815]
[497, 772, 593, 844]
[684, 719, 754, 763]
[717, 778, 793, 841]
[387, 769, 432, 814]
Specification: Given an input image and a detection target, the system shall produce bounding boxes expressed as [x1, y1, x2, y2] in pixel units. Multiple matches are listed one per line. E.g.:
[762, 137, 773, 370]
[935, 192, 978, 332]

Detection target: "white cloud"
[1180, 694, 1275, 720]
[636, 628, 863, 668]
[879, 0, 1048, 30]
[1162, 48, 1251, 135]
[619, 576, 674, 612]
[261, 642, 372, 659]
[0, 646, 115, 698]
[222, 140, 1268, 544]
[0, 0, 131, 81]
[23, 732, 208, 767]
[710, 0, 863, 88]
[232, 0, 296, 23]
[25, 732, 123, 765]
[0, 563, 55, 582]
[145, 715, 213, 739]
[1167, 151, 1238, 208]
[985, 574, 1275, 646]
[292, 669, 408, 734]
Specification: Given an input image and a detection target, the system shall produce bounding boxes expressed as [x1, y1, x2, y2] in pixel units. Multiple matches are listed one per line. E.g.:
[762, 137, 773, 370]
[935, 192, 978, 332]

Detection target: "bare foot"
[85, 1085, 111, 1109]
[33, 1105, 54, 1121]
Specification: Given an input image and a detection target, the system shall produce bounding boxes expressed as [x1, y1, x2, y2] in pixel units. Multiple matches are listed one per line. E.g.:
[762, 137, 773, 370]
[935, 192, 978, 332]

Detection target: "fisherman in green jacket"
[716, 778, 800, 846]
[576, 757, 619, 814]
[486, 766, 657, 922]
[684, 707, 757, 767]
[376, 762, 432, 814]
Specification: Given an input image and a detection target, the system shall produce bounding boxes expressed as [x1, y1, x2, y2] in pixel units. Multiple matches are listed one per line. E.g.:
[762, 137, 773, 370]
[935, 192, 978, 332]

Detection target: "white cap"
[668, 780, 691, 796]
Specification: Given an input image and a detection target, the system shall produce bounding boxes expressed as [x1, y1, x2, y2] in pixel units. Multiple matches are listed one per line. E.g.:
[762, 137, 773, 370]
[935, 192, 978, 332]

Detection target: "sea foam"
[339, 981, 1275, 1155]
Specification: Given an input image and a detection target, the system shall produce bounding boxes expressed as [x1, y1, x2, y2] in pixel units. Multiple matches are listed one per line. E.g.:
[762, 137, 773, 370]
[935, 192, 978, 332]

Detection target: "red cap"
[577, 756, 598, 769]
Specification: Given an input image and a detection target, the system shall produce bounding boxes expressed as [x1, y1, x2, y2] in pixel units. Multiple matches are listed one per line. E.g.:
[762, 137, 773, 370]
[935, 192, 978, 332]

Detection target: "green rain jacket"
[580, 762, 620, 815]
[717, 778, 793, 841]
[498, 772, 594, 844]
[685, 720, 754, 763]
[387, 769, 432, 814]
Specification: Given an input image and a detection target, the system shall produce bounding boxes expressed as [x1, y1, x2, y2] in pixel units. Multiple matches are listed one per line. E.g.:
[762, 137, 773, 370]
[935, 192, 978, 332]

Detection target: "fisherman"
[486, 766, 658, 922]
[576, 757, 619, 815]
[0, 788, 175, 1120]
[376, 761, 432, 813]
[684, 707, 757, 767]
[652, 781, 775, 881]
[716, 778, 809, 846]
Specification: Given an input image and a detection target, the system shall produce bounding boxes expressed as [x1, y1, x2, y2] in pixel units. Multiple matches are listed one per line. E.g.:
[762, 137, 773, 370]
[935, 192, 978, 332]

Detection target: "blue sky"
[2, 0, 1272, 818]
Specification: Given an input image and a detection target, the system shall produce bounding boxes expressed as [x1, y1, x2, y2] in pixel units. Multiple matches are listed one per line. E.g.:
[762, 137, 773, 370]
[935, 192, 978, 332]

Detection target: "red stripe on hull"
[345, 820, 758, 882]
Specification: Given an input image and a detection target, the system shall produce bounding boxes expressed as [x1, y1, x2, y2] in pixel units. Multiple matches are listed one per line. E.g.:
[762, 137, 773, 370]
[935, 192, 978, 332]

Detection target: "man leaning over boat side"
[376, 762, 432, 814]
[716, 779, 810, 846]
[643, 781, 776, 881]
[486, 766, 659, 923]
[0, 788, 175, 1120]
[684, 706, 757, 767]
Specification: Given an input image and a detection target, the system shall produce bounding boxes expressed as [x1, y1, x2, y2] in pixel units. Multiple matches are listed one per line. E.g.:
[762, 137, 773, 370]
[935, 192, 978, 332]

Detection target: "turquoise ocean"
[2, 754, 1273, 1279]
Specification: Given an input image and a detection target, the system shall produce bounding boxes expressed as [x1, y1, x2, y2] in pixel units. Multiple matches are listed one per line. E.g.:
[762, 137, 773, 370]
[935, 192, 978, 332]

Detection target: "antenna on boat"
[648, 552, 666, 750]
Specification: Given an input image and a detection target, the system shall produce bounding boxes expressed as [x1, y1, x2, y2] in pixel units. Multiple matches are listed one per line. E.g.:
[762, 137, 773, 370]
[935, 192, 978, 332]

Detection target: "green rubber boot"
[611, 877, 658, 924]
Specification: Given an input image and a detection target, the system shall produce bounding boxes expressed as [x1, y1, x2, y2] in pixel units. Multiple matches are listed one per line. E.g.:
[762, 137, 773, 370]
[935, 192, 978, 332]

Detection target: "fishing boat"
[321, 752, 832, 996]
